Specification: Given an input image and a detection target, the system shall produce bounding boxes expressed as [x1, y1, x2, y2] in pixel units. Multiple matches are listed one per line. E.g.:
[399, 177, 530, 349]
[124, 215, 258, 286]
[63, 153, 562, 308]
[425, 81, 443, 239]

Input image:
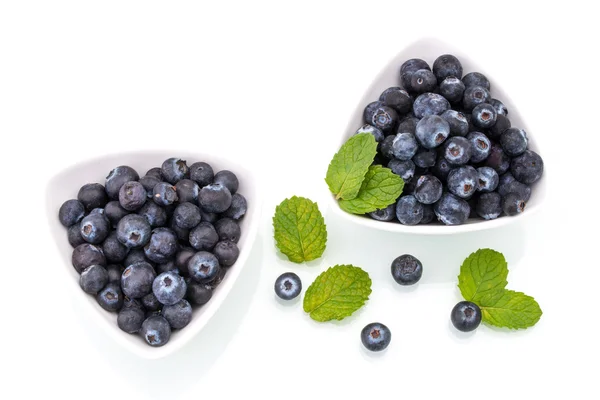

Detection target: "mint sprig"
[338, 165, 404, 214]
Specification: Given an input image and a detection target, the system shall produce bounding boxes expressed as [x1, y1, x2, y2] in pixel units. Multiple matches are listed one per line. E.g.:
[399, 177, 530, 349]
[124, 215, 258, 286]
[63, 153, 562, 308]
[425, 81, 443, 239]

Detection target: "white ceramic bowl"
[46, 151, 261, 359]
[327, 37, 546, 235]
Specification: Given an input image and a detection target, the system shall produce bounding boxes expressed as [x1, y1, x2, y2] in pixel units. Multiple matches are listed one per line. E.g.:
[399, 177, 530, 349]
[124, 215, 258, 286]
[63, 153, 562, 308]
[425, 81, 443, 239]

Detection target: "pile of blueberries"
[58, 158, 247, 347]
[360, 54, 544, 225]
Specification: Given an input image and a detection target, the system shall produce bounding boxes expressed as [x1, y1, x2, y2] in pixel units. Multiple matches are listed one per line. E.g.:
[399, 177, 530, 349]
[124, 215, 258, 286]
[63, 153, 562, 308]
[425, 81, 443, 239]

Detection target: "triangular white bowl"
[327, 37, 546, 234]
[46, 151, 261, 359]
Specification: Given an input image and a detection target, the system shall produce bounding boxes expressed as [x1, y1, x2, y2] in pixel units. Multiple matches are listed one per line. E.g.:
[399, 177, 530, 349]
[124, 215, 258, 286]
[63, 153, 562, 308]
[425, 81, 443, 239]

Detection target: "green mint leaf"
[273, 196, 327, 263]
[479, 290, 543, 329]
[458, 248, 508, 303]
[303, 265, 372, 322]
[325, 133, 378, 200]
[338, 165, 404, 214]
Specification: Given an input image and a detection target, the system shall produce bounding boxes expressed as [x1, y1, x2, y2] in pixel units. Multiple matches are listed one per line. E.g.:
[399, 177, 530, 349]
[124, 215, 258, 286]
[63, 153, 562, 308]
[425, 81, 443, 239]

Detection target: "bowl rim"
[325, 36, 546, 235]
[45, 150, 262, 359]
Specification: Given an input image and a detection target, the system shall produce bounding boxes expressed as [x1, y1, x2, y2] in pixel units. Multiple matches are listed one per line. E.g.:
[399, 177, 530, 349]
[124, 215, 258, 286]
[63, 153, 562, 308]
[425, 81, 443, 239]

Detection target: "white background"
[1, 1, 599, 399]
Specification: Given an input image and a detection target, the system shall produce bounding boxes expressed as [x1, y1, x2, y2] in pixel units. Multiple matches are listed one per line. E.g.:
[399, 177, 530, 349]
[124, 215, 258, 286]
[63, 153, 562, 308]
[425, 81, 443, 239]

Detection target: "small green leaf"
[338, 165, 404, 214]
[303, 265, 372, 322]
[273, 196, 327, 263]
[458, 249, 508, 303]
[480, 290, 543, 330]
[325, 133, 378, 200]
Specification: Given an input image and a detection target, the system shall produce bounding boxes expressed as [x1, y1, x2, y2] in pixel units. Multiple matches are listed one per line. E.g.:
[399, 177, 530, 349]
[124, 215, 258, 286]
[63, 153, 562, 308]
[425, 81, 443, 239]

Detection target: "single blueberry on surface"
[163, 299, 193, 329]
[462, 72, 490, 90]
[379, 87, 412, 114]
[451, 301, 482, 332]
[102, 231, 129, 263]
[490, 98, 508, 116]
[189, 222, 219, 251]
[497, 172, 531, 201]
[186, 281, 213, 306]
[106, 264, 124, 283]
[116, 214, 152, 248]
[77, 183, 108, 211]
[59, 199, 85, 227]
[439, 76, 465, 104]
[416, 115, 450, 149]
[355, 124, 384, 143]
[222, 193, 248, 220]
[484, 145, 511, 175]
[141, 292, 161, 312]
[440, 109, 469, 137]
[72, 243, 106, 273]
[477, 167, 499, 192]
[391, 254, 423, 285]
[67, 224, 86, 248]
[396, 195, 424, 225]
[161, 158, 189, 184]
[471, 103, 497, 129]
[96, 282, 124, 312]
[79, 264, 109, 294]
[408, 69, 437, 94]
[117, 306, 145, 334]
[466, 132, 491, 163]
[174, 179, 200, 203]
[153, 271, 187, 306]
[361, 322, 391, 352]
[368, 203, 396, 222]
[476, 192, 503, 220]
[500, 128, 528, 157]
[213, 240, 240, 267]
[215, 218, 241, 243]
[141, 315, 171, 347]
[199, 183, 232, 213]
[462, 85, 491, 112]
[137, 201, 167, 227]
[388, 159, 415, 181]
[152, 182, 178, 206]
[214, 170, 239, 195]
[414, 175, 443, 204]
[510, 150, 543, 184]
[274, 272, 302, 300]
[105, 166, 139, 200]
[433, 54, 463, 82]
[444, 137, 473, 166]
[189, 162, 214, 187]
[503, 192, 527, 216]
[447, 166, 478, 198]
[413, 92, 450, 119]
[188, 251, 220, 283]
[121, 261, 156, 298]
[391, 132, 419, 160]
[488, 114, 511, 140]
[434, 193, 470, 225]
[105, 201, 130, 226]
[118, 181, 147, 211]
[144, 228, 179, 264]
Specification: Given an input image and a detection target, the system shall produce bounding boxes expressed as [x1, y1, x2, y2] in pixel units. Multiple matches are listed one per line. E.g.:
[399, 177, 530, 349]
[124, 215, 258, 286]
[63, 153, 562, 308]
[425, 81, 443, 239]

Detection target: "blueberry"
[77, 183, 108, 211]
[440, 110, 468, 137]
[400, 58, 430, 89]
[497, 172, 531, 201]
[152, 182, 178, 206]
[466, 132, 491, 163]
[462, 72, 490, 90]
[471, 104, 496, 130]
[139, 175, 161, 198]
[124, 248, 151, 268]
[444, 137, 472, 166]
[152, 271, 187, 305]
[175, 247, 195, 276]
[462, 85, 491, 112]
[451, 301, 482, 332]
[361, 322, 391, 352]
[434, 193, 470, 225]
[96, 282, 124, 312]
[503, 192, 527, 216]
[215, 218, 241, 243]
[141, 292, 161, 312]
[121, 261, 156, 298]
[391, 132, 419, 160]
[214, 170, 239, 195]
[391, 254, 423, 285]
[189, 222, 219, 251]
[117, 214, 152, 248]
[161, 158, 189, 184]
[105, 201, 130, 225]
[368, 203, 396, 222]
[380, 135, 396, 159]
[500, 128, 528, 157]
[141, 315, 171, 347]
[379, 87, 412, 114]
[477, 166, 499, 192]
[189, 162, 214, 187]
[161, 299, 192, 329]
[172, 202, 201, 230]
[364, 103, 398, 132]
[274, 272, 302, 300]
[79, 264, 109, 294]
[447, 166, 478, 198]
[199, 183, 232, 213]
[204, 267, 227, 291]
[413, 148, 437, 169]
[169, 218, 190, 242]
[484, 145, 511, 175]
[416, 115, 450, 149]
[414, 175, 443, 204]
[106, 264, 124, 283]
[490, 98, 508, 116]
[222, 193, 248, 220]
[413, 93, 450, 119]
[186, 281, 213, 306]
[117, 305, 145, 334]
[476, 192, 503, 220]
[156, 260, 178, 274]
[59, 199, 85, 227]
[145, 167, 164, 180]
[420, 204, 435, 224]
[355, 124, 384, 143]
[118, 181, 147, 211]
[396, 195, 423, 225]
[105, 166, 139, 200]
[72, 243, 106, 273]
[439, 76, 465, 104]
[488, 114, 511, 140]
[137, 201, 167, 227]
[102, 231, 129, 263]
[144, 228, 178, 263]
[408, 69, 437, 94]
[67, 224, 86, 248]
[396, 116, 419, 135]
[388, 159, 415, 181]
[174, 179, 200, 203]
[432, 157, 453, 181]
[188, 251, 220, 283]
[199, 210, 219, 224]
[211, 241, 239, 267]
